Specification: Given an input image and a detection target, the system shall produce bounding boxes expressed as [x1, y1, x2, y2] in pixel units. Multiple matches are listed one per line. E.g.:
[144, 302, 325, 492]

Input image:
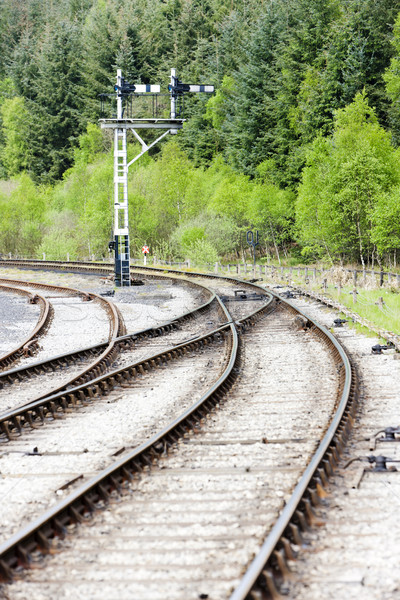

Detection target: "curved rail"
[229, 294, 359, 599]
[0, 290, 233, 442]
[0, 284, 52, 370]
[0, 260, 359, 596]
[0, 293, 250, 581]
[0, 277, 125, 399]
[0, 290, 217, 411]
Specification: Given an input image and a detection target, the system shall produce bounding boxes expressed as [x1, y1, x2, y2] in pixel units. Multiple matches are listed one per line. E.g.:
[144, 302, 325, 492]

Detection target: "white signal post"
[100, 68, 214, 286]
[142, 244, 149, 265]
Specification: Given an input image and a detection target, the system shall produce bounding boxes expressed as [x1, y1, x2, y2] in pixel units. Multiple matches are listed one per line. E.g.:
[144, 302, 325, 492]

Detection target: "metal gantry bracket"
[100, 68, 215, 286]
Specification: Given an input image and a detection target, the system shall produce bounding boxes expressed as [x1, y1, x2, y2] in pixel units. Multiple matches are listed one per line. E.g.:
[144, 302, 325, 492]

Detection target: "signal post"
[100, 69, 213, 286]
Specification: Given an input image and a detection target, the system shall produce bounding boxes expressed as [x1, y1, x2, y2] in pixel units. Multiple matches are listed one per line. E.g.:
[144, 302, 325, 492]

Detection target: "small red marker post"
[142, 245, 149, 265]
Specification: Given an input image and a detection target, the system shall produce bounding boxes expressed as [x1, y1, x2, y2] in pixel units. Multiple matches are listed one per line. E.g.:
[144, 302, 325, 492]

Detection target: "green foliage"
[0, 173, 45, 256]
[0, 97, 30, 176]
[1, 0, 400, 267]
[296, 93, 400, 264]
[185, 238, 218, 265]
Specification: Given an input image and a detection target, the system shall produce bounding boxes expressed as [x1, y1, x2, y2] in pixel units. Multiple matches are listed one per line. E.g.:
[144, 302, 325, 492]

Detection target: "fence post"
[304, 267, 308, 281]
[388, 272, 391, 285]
[67, 253, 70, 262]
[43, 252, 46, 260]
[243, 263, 247, 275]
[352, 288, 357, 304]
[353, 270, 357, 287]
[363, 269, 366, 286]
[313, 267, 317, 280]
[214, 262, 219, 274]
[259, 264, 263, 278]
[323, 278, 327, 293]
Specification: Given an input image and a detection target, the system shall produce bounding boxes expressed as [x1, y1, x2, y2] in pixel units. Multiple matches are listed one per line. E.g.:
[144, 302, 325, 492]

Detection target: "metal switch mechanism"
[367, 455, 399, 472]
[371, 342, 395, 354]
[345, 454, 400, 472]
[333, 318, 347, 327]
[372, 426, 400, 448]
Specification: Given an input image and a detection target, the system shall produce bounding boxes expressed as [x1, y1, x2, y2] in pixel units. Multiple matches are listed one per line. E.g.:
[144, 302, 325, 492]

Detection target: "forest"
[1, 0, 400, 268]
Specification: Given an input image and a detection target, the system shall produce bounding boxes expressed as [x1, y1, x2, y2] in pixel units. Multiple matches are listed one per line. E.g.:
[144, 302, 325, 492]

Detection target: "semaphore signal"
[169, 69, 214, 121]
[100, 68, 215, 287]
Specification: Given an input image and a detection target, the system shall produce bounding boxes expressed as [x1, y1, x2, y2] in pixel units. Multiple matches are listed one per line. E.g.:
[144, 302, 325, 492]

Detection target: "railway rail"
[0, 259, 359, 599]
[0, 277, 125, 410]
[0, 286, 218, 414]
[0, 283, 52, 370]
[273, 290, 400, 600]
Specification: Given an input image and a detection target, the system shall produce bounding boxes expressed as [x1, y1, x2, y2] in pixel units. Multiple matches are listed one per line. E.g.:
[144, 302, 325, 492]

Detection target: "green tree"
[1, 96, 30, 176]
[26, 20, 85, 182]
[296, 92, 400, 265]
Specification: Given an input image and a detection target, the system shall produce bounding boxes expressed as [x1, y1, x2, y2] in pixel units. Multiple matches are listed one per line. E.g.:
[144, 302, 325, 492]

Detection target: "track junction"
[0, 259, 363, 599]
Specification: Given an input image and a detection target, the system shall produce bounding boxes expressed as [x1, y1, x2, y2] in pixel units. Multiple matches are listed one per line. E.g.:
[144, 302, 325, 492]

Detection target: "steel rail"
[0, 284, 52, 370]
[0, 290, 215, 387]
[0, 260, 359, 596]
[0, 296, 237, 442]
[0, 277, 126, 394]
[129, 266, 360, 597]
[229, 294, 358, 600]
[0, 291, 217, 414]
[0, 293, 251, 582]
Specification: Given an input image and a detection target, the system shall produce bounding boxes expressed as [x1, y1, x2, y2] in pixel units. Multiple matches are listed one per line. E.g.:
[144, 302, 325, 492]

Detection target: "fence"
[3, 253, 400, 289]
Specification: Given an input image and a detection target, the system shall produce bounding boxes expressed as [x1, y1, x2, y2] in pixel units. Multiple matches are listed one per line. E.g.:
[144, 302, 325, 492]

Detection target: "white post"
[144, 253, 147, 265]
[170, 69, 176, 119]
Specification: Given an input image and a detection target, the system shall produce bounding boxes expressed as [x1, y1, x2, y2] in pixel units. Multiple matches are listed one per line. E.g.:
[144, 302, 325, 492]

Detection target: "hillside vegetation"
[1, 0, 400, 267]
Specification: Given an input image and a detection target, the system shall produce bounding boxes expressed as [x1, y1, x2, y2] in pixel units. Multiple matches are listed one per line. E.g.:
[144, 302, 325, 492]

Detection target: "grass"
[300, 280, 400, 336]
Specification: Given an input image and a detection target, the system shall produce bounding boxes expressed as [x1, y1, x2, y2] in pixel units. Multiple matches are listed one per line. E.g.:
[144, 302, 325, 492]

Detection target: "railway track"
[271, 290, 400, 600]
[0, 277, 126, 414]
[0, 260, 355, 598]
[0, 283, 52, 370]
[0, 285, 218, 414]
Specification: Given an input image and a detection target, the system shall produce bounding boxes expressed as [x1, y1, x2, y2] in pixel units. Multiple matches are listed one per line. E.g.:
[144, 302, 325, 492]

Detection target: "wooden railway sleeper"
[1, 420, 11, 439]
[35, 529, 51, 553]
[258, 568, 285, 600]
[11, 416, 22, 434]
[317, 466, 328, 486]
[302, 497, 321, 525]
[78, 390, 88, 404]
[295, 509, 310, 533]
[15, 544, 30, 568]
[273, 547, 295, 583]
[68, 393, 77, 407]
[69, 505, 85, 524]
[281, 537, 297, 561]
[289, 523, 304, 547]
[307, 486, 320, 507]
[97, 483, 110, 504]
[0, 558, 14, 582]
[121, 466, 134, 483]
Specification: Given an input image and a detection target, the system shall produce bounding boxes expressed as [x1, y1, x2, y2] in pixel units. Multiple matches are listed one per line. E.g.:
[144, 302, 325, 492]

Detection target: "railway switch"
[333, 318, 347, 327]
[367, 455, 398, 472]
[371, 342, 395, 354]
[378, 427, 400, 442]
